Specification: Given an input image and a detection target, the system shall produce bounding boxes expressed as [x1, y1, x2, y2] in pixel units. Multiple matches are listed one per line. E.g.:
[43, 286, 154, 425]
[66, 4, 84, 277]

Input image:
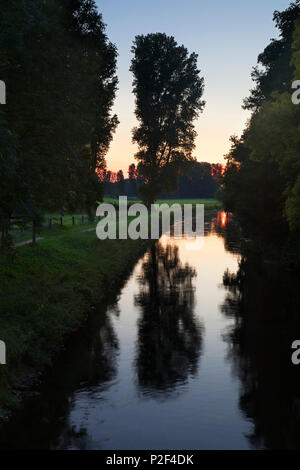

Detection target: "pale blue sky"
[96, 0, 291, 172]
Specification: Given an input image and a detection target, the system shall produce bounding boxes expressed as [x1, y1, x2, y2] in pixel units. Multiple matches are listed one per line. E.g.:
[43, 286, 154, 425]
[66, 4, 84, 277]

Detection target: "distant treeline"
[101, 162, 222, 199]
[219, 2, 300, 255]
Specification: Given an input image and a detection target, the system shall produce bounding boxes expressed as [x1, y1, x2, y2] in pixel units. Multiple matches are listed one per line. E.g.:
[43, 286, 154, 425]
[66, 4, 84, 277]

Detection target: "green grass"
[156, 198, 221, 208]
[0, 228, 145, 417]
[10, 213, 98, 244]
[103, 196, 221, 208]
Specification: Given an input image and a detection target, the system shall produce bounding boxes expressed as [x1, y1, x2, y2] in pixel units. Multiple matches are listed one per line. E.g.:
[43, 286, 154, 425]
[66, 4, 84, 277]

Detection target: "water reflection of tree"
[220, 246, 300, 449]
[134, 242, 203, 397]
[0, 303, 119, 450]
[54, 305, 120, 450]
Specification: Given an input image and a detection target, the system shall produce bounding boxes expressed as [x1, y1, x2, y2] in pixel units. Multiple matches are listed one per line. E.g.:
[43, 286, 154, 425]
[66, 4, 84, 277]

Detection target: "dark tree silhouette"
[0, 0, 118, 240]
[130, 33, 205, 206]
[219, 3, 300, 254]
[243, 1, 300, 110]
[117, 169, 125, 195]
[128, 163, 138, 196]
[105, 161, 221, 199]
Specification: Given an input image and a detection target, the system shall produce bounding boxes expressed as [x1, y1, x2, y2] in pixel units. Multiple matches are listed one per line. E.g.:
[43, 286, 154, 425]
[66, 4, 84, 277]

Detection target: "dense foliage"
[0, 0, 118, 241]
[220, 2, 300, 254]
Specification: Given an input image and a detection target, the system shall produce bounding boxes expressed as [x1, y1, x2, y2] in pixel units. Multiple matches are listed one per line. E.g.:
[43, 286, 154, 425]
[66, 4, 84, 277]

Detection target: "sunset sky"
[97, 0, 290, 174]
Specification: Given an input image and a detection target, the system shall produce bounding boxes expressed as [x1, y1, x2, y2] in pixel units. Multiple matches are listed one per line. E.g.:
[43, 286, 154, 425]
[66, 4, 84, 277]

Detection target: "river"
[1, 212, 300, 449]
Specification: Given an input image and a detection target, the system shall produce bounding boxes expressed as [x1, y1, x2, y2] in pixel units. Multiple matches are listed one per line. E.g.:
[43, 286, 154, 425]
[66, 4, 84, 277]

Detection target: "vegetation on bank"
[0, 228, 145, 417]
[219, 3, 300, 256]
[10, 212, 96, 245]
[0, 0, 118, 247]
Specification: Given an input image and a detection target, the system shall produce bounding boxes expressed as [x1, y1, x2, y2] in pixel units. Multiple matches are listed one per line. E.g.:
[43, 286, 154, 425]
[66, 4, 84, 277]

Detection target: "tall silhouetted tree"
[116, 169, 125, 195]
[128, 163, 138, 196]
[0, 0, 118, 241]
[130, 33, 205, 206]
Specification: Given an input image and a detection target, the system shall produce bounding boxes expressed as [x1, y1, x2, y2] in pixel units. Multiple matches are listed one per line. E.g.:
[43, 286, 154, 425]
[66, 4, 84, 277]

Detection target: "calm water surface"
[1, 213, 300, 449]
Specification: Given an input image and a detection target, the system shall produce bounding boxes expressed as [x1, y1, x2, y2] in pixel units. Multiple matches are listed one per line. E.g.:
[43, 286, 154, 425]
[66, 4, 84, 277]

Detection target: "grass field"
[103, 196, 221, 209]
[9, 199, 221, 245]
[0, 228, 146, 416]
[10, 213, 97, 244]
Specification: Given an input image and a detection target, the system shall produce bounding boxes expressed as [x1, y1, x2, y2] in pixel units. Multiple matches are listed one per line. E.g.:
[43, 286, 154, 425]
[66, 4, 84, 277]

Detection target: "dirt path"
[14, 227, 96, 247]
[78, 228, 95, 233]
[15, 237, 44, 247]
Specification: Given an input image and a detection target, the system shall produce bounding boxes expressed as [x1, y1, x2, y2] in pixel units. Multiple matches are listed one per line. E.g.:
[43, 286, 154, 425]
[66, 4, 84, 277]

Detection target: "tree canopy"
[220, 2, 300, 253]
[0, 0, 118, 238]
[243, 1, 300, 110]
[130, 33, 205, 206]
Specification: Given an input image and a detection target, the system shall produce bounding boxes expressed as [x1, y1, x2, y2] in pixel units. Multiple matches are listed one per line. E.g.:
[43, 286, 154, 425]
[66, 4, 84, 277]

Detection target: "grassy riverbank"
[0, 229, 145, 417]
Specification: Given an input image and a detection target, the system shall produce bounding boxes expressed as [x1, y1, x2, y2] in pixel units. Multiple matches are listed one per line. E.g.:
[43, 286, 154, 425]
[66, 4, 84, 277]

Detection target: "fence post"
[32, 220, 36, 244]
[72, 216, 75, 226]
